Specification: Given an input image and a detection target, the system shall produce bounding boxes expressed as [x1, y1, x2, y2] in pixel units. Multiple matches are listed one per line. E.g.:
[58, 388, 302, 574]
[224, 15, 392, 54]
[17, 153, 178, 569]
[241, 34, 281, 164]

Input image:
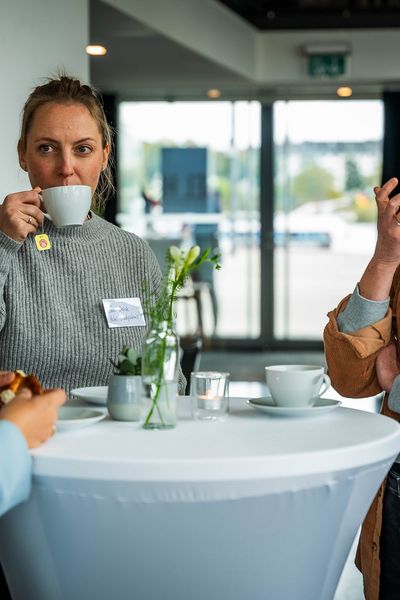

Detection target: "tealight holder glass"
[190, 371, 230, 421]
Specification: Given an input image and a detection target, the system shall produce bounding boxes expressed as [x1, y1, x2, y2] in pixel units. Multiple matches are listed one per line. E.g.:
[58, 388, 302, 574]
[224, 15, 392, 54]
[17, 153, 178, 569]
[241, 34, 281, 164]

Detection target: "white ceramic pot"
[107, 375, 144, 421]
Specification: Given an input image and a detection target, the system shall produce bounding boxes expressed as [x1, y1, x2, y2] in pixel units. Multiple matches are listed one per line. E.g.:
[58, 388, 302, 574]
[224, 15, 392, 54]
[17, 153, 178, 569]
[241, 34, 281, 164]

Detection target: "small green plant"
[111, 346, 142, 376]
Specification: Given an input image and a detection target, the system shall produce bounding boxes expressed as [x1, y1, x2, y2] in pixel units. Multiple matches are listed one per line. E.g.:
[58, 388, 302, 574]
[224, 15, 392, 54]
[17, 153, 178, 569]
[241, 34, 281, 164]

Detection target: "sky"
[274, 100, 383, 144]
[120, 100, 383, 152]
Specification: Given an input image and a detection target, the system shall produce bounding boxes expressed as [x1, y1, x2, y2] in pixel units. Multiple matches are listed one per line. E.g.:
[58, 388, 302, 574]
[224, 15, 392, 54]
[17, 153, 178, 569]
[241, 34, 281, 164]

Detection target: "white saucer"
[70, 386, 108, 406]
[247, 397, 341, 418]
[56, 407, 106, 431]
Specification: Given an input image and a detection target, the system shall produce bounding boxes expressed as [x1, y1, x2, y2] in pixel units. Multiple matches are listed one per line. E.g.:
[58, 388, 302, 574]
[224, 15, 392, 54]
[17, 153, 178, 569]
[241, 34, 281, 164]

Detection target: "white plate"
[56, 407, 106, 431]
[70, 386, 108, 405]
[247, 397, 341, 418]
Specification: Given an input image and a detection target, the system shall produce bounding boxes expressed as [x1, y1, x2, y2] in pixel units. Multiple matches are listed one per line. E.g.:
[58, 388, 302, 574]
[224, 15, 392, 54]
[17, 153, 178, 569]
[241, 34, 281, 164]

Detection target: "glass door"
[118, 101, 261, 342]
[272, 100, 383, 342]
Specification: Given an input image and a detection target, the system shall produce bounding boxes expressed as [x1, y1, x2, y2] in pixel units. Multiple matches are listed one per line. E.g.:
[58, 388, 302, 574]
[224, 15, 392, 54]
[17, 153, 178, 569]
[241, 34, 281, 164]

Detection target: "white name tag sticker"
[102, 298, 146, 328]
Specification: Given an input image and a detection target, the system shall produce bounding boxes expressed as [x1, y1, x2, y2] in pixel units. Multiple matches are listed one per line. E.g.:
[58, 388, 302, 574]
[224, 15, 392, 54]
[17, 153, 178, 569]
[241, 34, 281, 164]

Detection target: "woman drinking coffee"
[0, 74, 185, 394]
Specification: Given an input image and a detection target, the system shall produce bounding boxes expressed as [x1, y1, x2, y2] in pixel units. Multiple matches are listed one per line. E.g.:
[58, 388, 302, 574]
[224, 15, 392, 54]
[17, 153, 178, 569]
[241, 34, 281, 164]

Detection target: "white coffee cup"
[265, 364, 331, 408]
[41, 185, 92, 227]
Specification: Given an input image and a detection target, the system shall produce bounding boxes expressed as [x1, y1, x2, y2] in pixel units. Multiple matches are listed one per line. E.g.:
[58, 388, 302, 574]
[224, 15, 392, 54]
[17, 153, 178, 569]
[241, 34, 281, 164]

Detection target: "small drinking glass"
[190, 371, 230, 421]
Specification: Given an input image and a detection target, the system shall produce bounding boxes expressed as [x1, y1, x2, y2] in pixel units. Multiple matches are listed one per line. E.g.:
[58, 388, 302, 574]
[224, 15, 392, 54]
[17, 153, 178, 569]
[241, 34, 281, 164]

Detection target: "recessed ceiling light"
[86, 45, 107, 56]
[337, 86, 352, 98]
[207, 89, 221, 99]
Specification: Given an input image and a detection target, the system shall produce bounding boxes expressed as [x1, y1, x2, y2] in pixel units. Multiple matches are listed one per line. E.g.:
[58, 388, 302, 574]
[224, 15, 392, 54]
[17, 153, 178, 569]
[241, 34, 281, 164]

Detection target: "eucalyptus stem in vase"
[142, 245, 221, 430]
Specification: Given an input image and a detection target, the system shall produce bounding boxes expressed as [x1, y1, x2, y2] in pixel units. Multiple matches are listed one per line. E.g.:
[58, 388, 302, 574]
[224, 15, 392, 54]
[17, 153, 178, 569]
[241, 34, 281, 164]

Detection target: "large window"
[118, 101, 261, 341]
[273, 100, 383, 341]
[118, 99, 383, 346]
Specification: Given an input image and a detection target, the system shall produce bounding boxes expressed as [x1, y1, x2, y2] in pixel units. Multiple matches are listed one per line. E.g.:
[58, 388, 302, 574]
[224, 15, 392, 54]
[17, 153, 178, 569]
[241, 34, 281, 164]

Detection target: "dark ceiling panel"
[217, 0, 400, 29]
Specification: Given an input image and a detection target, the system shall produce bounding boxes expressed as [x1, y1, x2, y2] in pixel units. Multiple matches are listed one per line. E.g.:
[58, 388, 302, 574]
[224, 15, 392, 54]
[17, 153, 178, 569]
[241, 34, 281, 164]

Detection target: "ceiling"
[90, 0, 253, 99]
[217, 0, 400, 30]
[89, 0, 400, 100]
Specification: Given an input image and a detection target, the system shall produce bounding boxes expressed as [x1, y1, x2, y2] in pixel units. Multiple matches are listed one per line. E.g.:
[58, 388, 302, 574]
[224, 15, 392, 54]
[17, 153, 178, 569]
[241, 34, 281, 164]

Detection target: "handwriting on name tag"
[102, 298, 146, 328]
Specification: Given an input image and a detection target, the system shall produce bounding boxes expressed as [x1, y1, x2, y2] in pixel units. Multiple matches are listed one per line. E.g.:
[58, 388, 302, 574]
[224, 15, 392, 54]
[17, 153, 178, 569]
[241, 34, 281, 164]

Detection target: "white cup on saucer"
[41, 185, 92, 227]
[265, 364, 331, 408]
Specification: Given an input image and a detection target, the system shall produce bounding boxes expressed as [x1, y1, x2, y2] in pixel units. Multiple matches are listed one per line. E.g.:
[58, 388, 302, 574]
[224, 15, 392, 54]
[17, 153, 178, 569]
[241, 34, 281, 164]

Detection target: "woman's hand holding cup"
[0, 187, 44, 242]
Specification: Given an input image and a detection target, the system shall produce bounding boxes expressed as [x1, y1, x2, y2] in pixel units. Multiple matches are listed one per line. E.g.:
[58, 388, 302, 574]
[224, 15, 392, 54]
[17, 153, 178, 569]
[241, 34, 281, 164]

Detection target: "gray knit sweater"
[0, 213, 185, 394]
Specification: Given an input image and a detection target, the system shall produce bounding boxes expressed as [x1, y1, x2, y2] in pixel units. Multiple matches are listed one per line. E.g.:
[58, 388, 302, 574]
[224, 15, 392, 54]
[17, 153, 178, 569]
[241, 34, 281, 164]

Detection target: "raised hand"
[373, 177, 400, 264]
[0, 187, 44, 242]
[358, 178, 400, 301]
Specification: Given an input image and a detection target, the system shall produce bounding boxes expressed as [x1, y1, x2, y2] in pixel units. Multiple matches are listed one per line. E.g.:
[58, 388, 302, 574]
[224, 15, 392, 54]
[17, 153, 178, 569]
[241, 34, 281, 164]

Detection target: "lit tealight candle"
[197, 390, 222, 410]
[191, 371, 230, 420]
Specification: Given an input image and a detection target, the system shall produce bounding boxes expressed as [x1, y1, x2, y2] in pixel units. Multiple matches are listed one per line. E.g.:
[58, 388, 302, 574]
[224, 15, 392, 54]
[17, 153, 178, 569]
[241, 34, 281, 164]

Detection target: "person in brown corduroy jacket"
[324, 177, 400, 600]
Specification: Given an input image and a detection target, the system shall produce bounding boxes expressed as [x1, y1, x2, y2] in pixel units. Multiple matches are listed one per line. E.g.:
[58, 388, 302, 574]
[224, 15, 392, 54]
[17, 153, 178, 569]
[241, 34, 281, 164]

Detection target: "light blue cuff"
[337, 285, 390, 334]
[388, 375, 400, 413]
[0, 420, 31, 517]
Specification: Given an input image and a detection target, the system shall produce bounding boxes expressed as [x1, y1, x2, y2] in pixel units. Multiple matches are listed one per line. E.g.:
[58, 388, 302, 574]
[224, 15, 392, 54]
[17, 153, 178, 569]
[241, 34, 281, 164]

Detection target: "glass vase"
[142, 320, 179, 429]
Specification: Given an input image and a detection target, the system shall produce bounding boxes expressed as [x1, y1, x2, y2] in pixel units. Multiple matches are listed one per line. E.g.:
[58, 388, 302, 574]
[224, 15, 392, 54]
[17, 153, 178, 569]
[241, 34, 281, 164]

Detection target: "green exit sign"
[308, 54, 346, 78]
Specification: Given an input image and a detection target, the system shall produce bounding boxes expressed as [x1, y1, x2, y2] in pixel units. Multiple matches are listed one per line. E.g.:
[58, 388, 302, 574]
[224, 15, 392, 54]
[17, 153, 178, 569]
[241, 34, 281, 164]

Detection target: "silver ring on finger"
[28, 216, 32, 224]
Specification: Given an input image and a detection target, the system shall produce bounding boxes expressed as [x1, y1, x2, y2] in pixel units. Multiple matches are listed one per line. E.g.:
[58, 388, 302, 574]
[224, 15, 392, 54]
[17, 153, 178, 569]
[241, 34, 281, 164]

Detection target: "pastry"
[0, 370, 43, 407]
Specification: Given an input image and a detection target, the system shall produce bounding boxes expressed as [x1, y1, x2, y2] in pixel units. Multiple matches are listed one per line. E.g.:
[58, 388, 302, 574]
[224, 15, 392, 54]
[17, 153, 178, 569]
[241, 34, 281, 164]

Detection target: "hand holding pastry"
[0, 370, 66, 448]
[0, 369, 42, 407]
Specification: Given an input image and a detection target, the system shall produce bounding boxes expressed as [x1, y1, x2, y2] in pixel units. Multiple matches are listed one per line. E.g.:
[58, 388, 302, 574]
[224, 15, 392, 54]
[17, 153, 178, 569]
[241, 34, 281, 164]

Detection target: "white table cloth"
[1, 397, 400, 600]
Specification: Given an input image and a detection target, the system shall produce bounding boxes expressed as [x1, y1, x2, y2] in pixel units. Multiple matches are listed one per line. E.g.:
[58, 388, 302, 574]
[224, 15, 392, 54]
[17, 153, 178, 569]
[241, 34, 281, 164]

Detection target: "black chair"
[180, 334, 203, 394]
[176, 280, 218, 393]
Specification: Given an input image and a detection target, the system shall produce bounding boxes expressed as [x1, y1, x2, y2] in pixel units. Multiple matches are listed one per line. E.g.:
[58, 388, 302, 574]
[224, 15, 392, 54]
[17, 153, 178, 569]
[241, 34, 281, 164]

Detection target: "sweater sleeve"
[337, 285, 390, 333]
[0, 231, 23, 330]
[323, 294, 392, 398]
[0, 420, 31, 516]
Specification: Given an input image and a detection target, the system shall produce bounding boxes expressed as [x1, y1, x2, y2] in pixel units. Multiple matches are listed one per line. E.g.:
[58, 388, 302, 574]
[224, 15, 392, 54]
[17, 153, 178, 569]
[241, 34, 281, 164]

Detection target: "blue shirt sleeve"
[337, 285, 390, 333]
[0, 420, 31, 517]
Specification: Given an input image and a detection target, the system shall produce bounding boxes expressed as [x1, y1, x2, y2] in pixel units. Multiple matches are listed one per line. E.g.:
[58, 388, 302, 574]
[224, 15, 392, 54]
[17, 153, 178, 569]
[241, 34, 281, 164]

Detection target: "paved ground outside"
[210, 222, 376, 340]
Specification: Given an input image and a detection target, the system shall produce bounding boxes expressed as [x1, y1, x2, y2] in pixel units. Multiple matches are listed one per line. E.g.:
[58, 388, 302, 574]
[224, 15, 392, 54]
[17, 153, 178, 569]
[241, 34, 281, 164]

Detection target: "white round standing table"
[1, 397, 399, 600]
